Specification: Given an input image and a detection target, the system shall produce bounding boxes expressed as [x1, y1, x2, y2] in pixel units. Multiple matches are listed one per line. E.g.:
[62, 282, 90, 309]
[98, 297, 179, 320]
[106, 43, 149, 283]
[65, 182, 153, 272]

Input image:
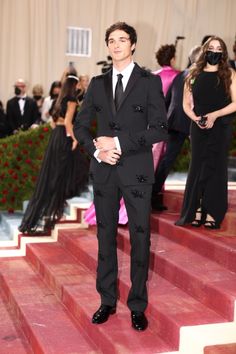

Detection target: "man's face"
[15, 82, 26, 95]
[107, 29, 135, 64]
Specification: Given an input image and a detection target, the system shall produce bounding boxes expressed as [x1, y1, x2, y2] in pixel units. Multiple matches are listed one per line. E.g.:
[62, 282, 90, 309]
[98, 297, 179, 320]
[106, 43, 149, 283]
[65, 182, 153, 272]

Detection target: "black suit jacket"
[74, 64, 168, 185]
[6, 96, 38, 133]
[165, 70, 190, 135]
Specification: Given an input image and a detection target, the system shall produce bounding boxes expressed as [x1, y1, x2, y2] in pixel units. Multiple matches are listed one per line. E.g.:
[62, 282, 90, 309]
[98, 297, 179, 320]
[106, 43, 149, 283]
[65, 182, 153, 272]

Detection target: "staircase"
[0, 190, 236, 354]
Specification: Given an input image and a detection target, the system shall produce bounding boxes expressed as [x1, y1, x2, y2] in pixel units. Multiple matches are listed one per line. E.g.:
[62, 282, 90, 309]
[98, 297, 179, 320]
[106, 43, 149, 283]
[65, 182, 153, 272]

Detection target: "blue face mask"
[206, 51, 222, 65]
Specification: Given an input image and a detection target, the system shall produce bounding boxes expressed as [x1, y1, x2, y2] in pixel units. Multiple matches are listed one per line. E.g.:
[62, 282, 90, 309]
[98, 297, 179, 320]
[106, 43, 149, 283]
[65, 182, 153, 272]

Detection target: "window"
[66, 27, 92, 57]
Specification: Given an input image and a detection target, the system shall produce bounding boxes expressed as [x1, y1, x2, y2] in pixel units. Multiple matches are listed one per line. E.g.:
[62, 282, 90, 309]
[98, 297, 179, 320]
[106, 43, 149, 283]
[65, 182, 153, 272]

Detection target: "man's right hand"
[98, 149, 121, 165]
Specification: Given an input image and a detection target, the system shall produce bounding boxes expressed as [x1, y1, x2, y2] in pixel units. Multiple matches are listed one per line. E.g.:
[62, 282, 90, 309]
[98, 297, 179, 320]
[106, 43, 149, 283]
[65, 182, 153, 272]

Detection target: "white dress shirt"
[94, 61, 135, 161]
[18, 94, 27, 115]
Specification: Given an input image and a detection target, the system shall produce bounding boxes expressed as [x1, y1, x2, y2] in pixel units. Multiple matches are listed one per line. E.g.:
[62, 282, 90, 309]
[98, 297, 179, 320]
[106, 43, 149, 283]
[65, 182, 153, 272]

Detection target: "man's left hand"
[93, 136, 116, 150]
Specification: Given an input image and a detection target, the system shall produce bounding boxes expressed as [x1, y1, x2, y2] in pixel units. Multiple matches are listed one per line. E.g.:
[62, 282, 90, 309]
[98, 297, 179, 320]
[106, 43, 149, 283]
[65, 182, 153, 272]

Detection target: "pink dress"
[85, 67, 179, 226]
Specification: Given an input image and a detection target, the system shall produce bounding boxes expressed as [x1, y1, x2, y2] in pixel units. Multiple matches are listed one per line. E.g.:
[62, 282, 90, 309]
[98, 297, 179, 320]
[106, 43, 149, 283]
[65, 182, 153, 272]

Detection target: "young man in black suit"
[74, 22, 168, 331]
[6, 79, 38, 135]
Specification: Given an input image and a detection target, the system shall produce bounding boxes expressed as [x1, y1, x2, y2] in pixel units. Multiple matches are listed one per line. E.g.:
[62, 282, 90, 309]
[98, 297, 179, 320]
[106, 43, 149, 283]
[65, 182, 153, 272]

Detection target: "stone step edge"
[0, 222, 88, 258]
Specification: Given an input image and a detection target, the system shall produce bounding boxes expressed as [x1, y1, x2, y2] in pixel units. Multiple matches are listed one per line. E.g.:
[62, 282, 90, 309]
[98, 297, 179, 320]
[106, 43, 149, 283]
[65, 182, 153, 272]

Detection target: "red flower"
[12, 174, 18, 180]
[2, 189, 8, 195]
[13, 187, 19, 192]
[22, 149, 28, 155]
[25, 158, 31, 164]
[2, 143, 7, 148]
[27, 140, 33, 146]
[4, 161, 9, 167]
[13, 143, 19, 148]
[43, 127, 49, 132]
[31, 176, 37, 182]
[39, 134, 44, 140]
[1, 197, 7, 203]
[16, 156, 22, 161]
[22, 172, 28, 178]
[8, 169, 14, 175]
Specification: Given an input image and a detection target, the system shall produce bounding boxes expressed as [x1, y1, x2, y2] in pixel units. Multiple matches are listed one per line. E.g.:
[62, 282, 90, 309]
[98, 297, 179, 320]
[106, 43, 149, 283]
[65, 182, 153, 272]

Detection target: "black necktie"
[114, 74, 123, 110]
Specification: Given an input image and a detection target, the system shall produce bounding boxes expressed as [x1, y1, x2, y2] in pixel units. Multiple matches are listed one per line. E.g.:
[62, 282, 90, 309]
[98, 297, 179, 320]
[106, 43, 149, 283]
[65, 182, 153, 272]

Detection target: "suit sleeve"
[73, 78, 97, 157]
[117, 74, 168, 154]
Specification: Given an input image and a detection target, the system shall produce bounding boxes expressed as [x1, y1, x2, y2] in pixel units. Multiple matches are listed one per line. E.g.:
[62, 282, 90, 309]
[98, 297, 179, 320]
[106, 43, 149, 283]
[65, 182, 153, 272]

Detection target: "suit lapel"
[103, 69, 116, 116]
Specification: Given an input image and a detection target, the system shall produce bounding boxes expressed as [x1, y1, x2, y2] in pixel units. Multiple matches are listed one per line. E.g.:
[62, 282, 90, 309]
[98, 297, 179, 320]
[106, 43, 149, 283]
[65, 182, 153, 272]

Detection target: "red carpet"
[0, 190, 236, 353]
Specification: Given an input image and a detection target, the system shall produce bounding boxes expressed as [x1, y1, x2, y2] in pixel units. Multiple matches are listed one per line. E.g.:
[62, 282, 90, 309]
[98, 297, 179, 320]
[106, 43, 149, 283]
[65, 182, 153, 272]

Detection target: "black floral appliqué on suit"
[135, 225, 145, 233]
[138, 135, 146, 146]
[132, 104, 144, 113]
[109, 122, 121, 131]
[136, 175, 148, 183]
[94, 189, 103, 197]
[94, 104, 102, 112]
[131, 189, 145, 198]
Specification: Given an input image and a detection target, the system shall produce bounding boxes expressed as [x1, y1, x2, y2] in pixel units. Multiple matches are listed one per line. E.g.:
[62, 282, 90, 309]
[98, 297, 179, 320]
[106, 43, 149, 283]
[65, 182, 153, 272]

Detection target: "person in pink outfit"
[152, 44, 180, 204]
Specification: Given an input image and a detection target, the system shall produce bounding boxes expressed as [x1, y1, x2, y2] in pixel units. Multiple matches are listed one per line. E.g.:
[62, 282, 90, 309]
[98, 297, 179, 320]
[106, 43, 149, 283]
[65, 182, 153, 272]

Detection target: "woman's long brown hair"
[185, 36, 232, 96]
[51, 76, 78, 121]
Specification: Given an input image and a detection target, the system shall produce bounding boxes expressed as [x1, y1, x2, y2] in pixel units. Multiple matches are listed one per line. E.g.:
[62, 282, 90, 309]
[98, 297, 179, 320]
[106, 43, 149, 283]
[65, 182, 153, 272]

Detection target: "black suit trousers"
[153, 130, 188, 194]
[93, 167, 152, 312]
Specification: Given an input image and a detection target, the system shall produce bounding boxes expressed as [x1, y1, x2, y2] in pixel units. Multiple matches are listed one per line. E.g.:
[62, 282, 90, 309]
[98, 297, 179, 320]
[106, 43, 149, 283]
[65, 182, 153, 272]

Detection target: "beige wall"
[0, 0, 236, 105]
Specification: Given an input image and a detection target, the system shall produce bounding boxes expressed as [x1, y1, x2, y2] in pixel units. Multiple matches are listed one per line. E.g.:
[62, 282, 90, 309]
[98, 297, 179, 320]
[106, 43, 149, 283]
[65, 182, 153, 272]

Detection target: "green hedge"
[0, 125, 51, 212]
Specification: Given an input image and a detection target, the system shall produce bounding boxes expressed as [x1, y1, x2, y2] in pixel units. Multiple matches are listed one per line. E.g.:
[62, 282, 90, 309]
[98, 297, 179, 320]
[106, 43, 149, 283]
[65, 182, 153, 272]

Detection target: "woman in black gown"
[176, 36, 236, 229]
[19, 75, 88, 234]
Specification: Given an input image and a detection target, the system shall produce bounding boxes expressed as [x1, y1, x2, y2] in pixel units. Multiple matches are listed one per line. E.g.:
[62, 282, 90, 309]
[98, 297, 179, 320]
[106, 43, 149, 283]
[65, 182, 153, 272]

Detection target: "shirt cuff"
[94, 149, 101, 163]
[114, 137, 121, 151]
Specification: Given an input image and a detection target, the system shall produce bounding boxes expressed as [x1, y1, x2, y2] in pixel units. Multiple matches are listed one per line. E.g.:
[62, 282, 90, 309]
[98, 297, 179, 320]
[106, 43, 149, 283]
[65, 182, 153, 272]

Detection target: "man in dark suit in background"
[152, 45, 202, 211]
[74, 22, 167, 331]
[6, 79, 38, 135]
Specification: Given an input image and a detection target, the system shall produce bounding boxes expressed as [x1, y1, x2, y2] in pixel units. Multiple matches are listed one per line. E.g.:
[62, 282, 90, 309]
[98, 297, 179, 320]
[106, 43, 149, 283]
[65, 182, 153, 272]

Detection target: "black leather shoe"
[131, 311, 148, 331]
[92, 304, 116, 324]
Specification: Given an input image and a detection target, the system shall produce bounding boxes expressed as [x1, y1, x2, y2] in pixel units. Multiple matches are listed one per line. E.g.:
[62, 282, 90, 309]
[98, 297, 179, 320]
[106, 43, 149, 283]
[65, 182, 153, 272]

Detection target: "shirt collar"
[113, 61, 135, 79]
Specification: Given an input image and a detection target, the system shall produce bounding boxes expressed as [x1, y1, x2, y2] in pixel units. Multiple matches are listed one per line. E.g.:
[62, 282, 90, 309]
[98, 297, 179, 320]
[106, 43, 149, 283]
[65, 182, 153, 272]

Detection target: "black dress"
[176, 71, 234, 226]
[19, 96, 88, 233]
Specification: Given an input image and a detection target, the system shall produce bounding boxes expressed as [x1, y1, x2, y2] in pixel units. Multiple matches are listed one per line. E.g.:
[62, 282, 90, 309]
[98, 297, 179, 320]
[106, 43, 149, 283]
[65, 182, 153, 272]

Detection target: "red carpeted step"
[55, 229, 227, 348]
[63, 282, 172, 354]
[0, 257, 98, 354]
[25, 241, 173, 353]
[0, 294, 32, 354]
[162, 190, 236, 213]
[204, 342, 236, 354]
[151, 213, 236, 272]
[117, 227, 236, 320]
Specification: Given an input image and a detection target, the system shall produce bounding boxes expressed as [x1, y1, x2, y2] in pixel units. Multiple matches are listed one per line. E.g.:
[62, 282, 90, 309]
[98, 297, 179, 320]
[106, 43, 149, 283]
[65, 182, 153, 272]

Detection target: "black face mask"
[205, 51, 222, 65]
[51, 93, 59, 99]
[15, 87, 22, 95]
[33, 95, 42, 100]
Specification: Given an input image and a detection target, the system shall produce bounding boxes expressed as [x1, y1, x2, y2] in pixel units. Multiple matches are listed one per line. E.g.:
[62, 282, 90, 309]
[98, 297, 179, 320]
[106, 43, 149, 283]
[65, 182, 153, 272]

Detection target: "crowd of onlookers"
[0, 70, 90, 138]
